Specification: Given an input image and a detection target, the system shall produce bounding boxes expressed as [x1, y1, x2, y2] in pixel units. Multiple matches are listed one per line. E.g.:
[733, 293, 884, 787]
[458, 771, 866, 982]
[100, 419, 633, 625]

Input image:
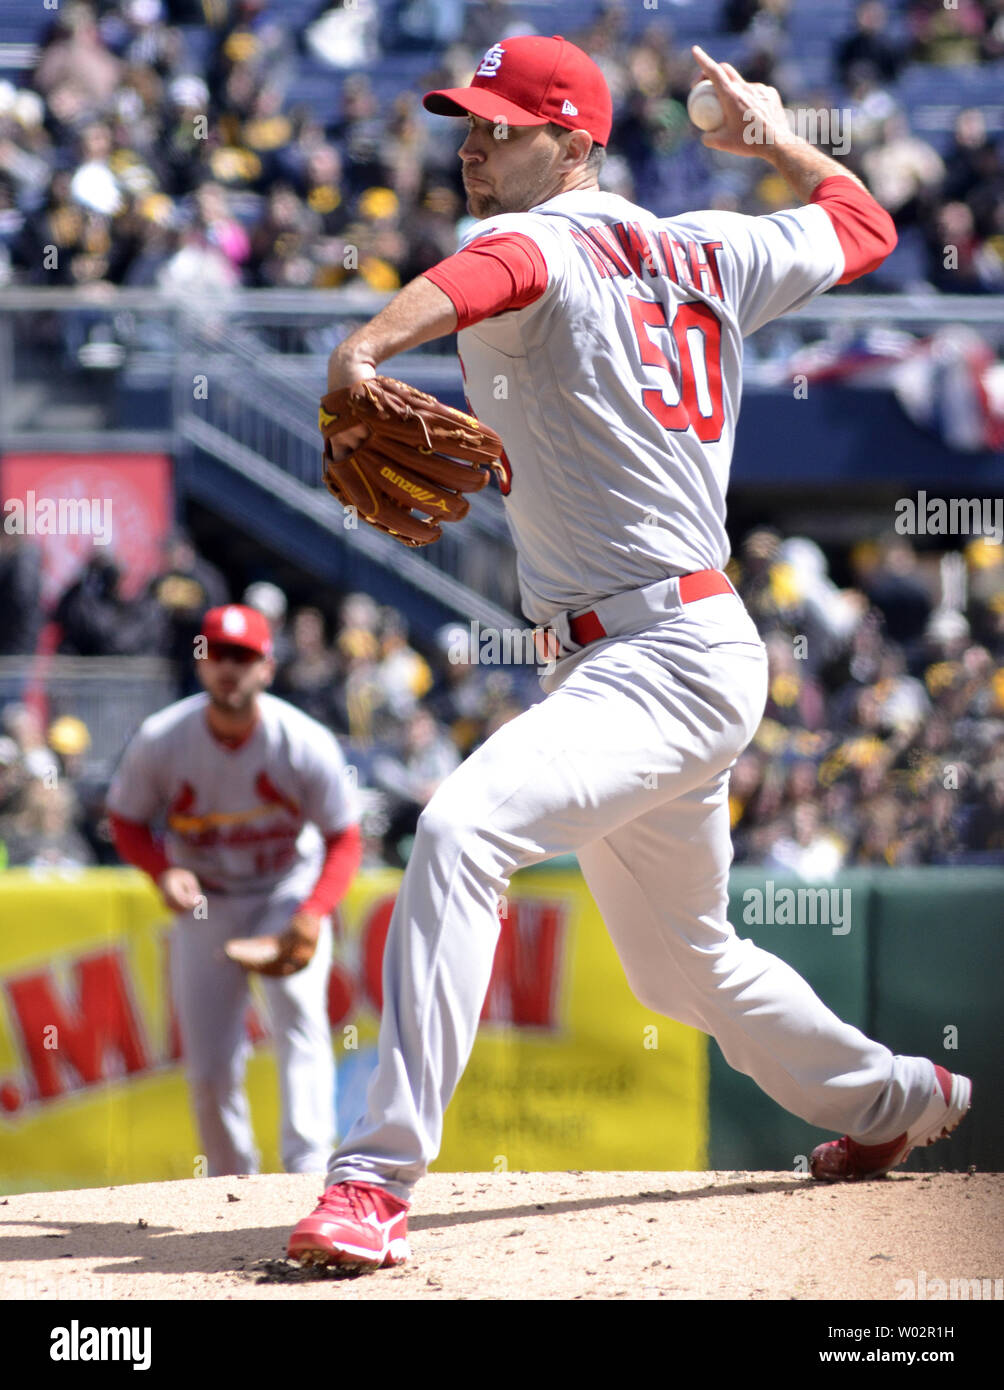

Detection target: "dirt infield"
[1, 1171, 1001, 1301]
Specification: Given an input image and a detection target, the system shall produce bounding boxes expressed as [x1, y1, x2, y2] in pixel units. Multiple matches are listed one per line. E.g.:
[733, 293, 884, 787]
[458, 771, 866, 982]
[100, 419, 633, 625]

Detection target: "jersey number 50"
[628, 297, 724, 444]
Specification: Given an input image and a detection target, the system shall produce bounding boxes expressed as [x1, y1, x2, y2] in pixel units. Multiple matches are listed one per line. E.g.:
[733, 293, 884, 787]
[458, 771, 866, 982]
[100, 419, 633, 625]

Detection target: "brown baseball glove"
[319, 376, 504, 547]
[223, 912, 322, 978]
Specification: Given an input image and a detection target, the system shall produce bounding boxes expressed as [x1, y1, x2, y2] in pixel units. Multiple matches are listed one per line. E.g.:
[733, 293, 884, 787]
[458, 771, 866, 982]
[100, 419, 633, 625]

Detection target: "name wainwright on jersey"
[567, 221, 725, 297]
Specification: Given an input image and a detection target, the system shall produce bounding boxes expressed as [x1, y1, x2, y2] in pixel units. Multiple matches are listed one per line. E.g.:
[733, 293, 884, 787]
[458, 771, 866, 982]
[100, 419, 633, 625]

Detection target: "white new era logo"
[561, 99, 578, 116]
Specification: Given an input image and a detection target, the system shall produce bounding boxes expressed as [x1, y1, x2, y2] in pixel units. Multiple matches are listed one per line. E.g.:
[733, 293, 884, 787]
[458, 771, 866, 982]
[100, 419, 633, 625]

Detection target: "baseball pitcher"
[288, 38, 972, 1268]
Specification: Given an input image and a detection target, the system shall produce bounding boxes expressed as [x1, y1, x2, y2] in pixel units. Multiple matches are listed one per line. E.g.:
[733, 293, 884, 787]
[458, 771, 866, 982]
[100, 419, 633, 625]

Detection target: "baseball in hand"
[687, 79, 725, 133]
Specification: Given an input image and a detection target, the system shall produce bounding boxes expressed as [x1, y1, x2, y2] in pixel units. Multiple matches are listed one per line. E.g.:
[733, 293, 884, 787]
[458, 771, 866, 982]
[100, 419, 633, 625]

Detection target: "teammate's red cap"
[423, 35, 612, 147]
[199, 605, 273, 657]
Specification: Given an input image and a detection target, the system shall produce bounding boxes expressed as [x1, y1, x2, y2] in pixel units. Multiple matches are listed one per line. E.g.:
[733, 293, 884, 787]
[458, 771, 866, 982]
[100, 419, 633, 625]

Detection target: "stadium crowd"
[0, 0, 1002, 296]
[1, 523, 1001, 873]
[0, 2, 1001, 873]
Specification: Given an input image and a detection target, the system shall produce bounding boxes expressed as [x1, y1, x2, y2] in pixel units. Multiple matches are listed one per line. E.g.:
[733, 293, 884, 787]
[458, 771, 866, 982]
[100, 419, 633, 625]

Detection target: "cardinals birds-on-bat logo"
[253, 771, 302, 820]
[166, 775, 301, 834]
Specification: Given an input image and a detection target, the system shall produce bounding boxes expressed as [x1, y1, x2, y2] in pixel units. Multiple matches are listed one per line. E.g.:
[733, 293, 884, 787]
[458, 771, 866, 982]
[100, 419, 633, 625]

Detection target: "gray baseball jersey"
[450, 189, 844, 624]
[107, 691, 360, 899]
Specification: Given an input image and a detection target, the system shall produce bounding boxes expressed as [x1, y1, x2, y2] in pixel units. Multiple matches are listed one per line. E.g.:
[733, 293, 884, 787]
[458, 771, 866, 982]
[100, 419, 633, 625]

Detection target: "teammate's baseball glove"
[224, 912, 322, 978]
[319, 376, 505, 547]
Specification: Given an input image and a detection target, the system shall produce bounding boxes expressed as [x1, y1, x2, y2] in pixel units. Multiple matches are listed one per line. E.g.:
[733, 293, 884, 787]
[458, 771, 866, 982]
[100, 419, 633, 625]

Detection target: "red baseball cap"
[423, 35, 612, 147]
[200, 604, 273, 658]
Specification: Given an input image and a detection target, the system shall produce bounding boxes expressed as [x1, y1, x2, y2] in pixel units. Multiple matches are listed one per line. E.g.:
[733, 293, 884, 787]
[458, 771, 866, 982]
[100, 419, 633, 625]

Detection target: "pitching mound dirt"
[1, 1171, 1000, 1301]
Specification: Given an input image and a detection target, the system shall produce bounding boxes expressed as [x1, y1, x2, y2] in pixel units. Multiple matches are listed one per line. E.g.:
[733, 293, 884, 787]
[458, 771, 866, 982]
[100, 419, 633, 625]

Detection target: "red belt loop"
[568, 609, 607, 646]
[567, 569, 734, 649]
[678, 568, 735, 604]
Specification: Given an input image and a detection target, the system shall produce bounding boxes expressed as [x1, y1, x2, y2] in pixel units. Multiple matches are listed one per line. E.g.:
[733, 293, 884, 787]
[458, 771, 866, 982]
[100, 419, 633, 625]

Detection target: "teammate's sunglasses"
[205, 643, 263, 665]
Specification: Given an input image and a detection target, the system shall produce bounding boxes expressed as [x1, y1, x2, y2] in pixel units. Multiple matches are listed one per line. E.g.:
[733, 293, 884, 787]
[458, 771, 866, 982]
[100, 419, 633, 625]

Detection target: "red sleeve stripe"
[299, 823, 363, 917]
[810, 175, 898, 285]
[109, 812, 170, 881]
[421, 231, 549, 329]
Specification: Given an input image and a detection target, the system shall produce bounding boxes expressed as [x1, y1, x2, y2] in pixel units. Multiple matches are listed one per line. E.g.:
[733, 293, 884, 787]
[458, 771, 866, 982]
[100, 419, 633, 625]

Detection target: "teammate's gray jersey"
[107, 692, 360, 898]
[455, 189, 845, 625]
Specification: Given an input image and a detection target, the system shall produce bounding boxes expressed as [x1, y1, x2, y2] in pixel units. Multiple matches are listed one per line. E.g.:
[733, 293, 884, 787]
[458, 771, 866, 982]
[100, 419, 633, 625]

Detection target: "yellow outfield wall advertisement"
[0, 868, 707, 1193]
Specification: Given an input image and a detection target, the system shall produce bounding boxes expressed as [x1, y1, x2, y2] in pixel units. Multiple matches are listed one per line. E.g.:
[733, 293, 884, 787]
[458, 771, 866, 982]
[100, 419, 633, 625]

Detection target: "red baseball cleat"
[810, 1066, 972, 1182]
[288, 1180, 410, 1269]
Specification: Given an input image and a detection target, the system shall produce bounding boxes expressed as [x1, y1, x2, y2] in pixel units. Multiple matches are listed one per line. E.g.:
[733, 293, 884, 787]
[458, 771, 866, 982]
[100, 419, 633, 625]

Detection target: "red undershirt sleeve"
[810, 175, 898, 285]
[109, 812, 170, 882]
[299, 823, 363, 918]
[421, 231, 550, 328]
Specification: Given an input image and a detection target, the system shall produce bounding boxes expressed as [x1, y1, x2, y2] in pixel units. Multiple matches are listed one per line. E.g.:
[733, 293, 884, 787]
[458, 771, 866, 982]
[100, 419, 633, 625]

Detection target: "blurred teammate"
[107, 604, 362, 1175]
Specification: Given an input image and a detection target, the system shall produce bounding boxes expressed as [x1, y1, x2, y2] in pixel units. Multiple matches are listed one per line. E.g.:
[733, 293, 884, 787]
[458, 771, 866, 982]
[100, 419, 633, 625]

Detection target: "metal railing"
[0, 656, 177, 780]
[172, 313, 522, 625]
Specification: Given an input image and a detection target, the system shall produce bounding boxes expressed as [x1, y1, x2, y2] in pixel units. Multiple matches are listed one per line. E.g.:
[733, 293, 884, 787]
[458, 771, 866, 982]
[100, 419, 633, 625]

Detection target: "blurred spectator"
[860, 112, 944, 228]
[156, 217, 241, 295]
[763, 631, 826, 730]
[763, 800, 847, 880]
[962, 768, 1004, 852]
[464, 0, 539, 51]
[965, 539, 1004, 655]
[371, 705, 460, 865]
[274, 605, 341, 725]
[736, 527, 803, 635]
[54, 553, 164, 656]
[925, 199, 1004, 292]
[428, 621, 500, 755]
[305, 0, 381, 69]
[339, 591, 381, 636]
[329, 76, 391, 198]
[375, 609, 433, 721]
[331, 626, 384, 739]
[398, 181, 463, 280]
[33, 3, 123, 123]
[148, 529, 229, 682]
[248, 181, 319, 286]
[855, 792, 906, 864]
[909, 0, 988, 65]
[383, 94, 432, 206]
[3, 703, 62, 786]
[296, 144, 351, 237]
[777, 537, 866, 668]
[46, 713, 115, 863]
[70, 122, 125, 217]
[1, 780, 96, 869]
[193, 181, 251, 271]
[942, 108, 1001, 212]
[0, 533, 44, 655]
[836, 2, 905, 87]
[0, 735, 26, 823]
[158, 75, 212, 197]
[852, 535, 934, 648]
[46, 717, 91, 783]
[120, 193, 179, 283]
[243, 580, 293, 665]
